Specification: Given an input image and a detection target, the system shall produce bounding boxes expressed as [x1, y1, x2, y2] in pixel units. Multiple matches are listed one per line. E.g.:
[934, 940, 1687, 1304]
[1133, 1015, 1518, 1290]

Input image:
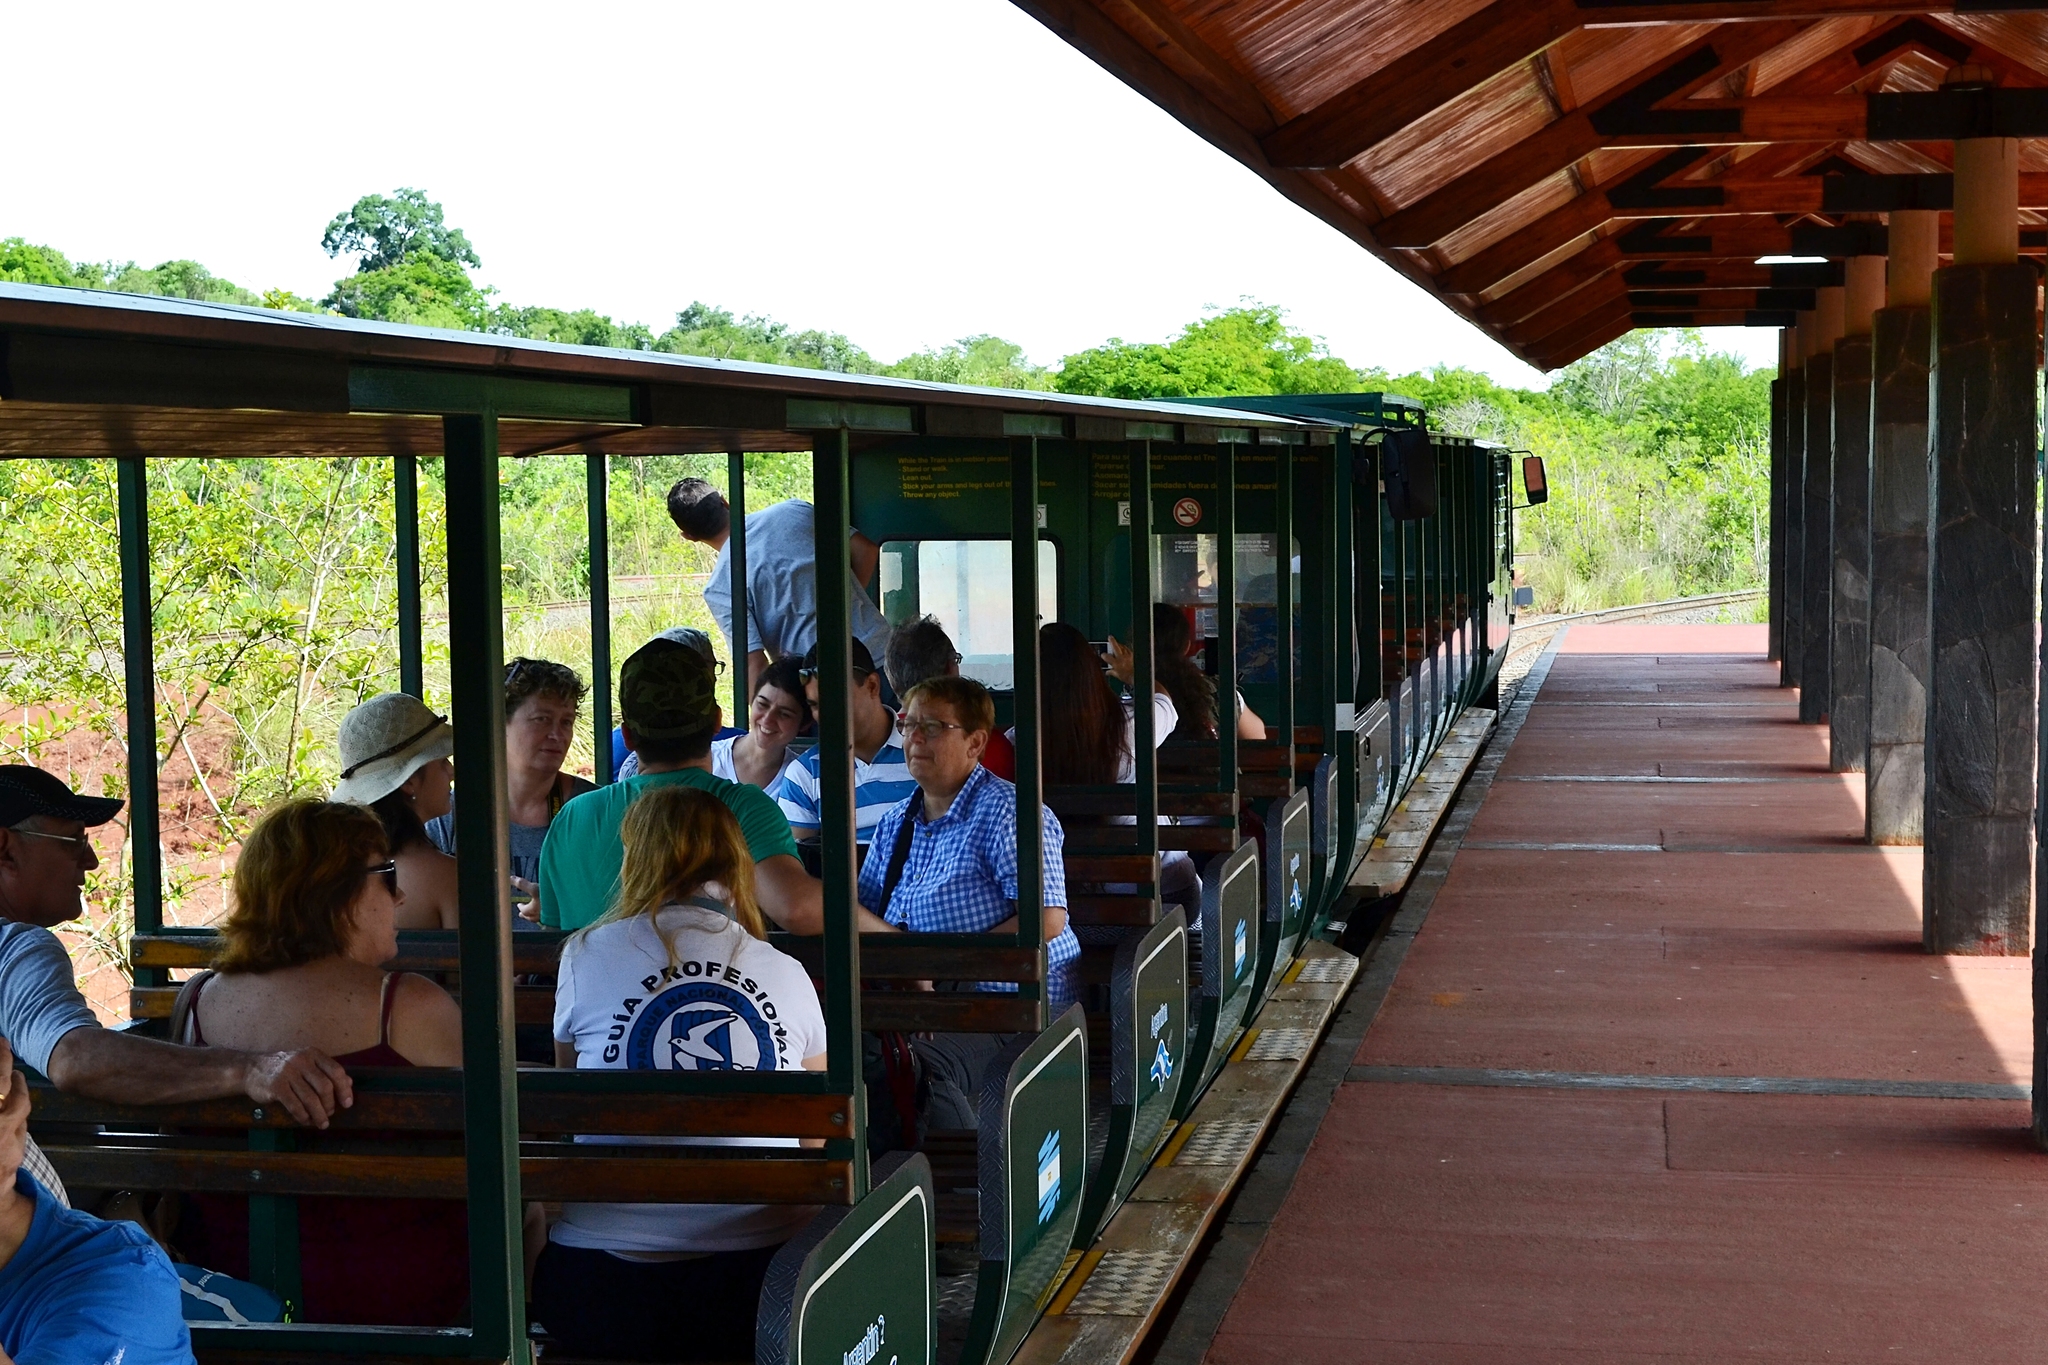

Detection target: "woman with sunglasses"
[173, 799, 470, 1326]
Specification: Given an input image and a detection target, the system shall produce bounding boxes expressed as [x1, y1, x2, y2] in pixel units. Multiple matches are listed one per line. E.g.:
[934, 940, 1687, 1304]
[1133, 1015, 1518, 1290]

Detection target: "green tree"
[325, 255, 491, 328]
[107, 260, 259, 306]
[654, 302, 877, 373]
[322, 188, 481, 273]
[492, 306, 655, 351]
[1055, 303, 1361, 399]
[0, 238, 89, 287]
[886, 335, 1051, 390]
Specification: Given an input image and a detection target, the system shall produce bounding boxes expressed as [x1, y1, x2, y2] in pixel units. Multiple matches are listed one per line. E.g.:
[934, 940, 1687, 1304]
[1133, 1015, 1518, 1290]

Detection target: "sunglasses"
[364, 859, 399, 896]
[10, 826, 93, 857]
[801, 665, 873, 683]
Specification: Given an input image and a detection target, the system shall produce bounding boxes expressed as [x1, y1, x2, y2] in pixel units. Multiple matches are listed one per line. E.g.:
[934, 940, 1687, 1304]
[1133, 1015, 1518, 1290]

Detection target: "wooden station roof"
[1014, 0, 2048, 369]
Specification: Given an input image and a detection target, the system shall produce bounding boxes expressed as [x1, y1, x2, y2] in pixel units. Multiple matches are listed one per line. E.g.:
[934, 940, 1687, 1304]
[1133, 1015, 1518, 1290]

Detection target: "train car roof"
[0, 282, 1342, 459]
[1012, 1, 2048, 370]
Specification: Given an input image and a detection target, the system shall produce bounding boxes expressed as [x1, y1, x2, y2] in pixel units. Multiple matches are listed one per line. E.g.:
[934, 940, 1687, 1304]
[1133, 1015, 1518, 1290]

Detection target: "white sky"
[8, 1, 1777, 388]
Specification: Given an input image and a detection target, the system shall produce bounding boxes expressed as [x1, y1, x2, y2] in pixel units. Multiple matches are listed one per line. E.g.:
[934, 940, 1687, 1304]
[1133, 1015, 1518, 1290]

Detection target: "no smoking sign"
[1171, 497, 1202, 527]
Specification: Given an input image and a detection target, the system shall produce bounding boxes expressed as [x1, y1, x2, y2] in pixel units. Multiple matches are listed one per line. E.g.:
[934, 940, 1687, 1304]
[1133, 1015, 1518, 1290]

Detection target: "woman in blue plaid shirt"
[857, 676, 1075, 1129]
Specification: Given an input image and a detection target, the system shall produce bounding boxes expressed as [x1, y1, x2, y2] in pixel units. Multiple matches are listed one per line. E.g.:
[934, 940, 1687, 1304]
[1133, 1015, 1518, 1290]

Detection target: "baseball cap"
[653, 627, 719, 671]
[799, 638, 877, 681]
[620, 637, 720, 741]
[0, 766, 124, 828]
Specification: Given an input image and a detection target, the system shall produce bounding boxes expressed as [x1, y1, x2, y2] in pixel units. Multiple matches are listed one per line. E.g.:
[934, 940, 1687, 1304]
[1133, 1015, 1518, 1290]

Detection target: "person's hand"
[244, 1049, 354, 1129]
[1104, 635, 1136, 687]
[0, 1040, 25, 1176]
[512, 877, 541, 923]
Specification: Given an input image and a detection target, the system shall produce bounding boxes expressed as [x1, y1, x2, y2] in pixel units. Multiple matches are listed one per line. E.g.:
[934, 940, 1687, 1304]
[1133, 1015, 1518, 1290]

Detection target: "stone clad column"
[1830, 257, 1881, 771]
[1925, 69, 2036, 956]
[1866, 211, 1935, 844]
[1799, 288, 1843, 723]
[1781, 315, 1810, 690]
[1768, 341, 1786, 665]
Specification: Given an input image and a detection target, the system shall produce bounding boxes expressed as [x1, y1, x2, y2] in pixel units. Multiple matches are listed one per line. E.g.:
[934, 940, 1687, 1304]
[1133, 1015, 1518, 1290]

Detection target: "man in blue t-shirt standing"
[667, 479, 894, 699]
[0, 1038, 193, 1365]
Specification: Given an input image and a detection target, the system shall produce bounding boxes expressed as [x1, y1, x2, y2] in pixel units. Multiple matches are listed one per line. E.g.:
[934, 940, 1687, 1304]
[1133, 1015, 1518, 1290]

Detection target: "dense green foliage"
[1056, 302, 1361, 399]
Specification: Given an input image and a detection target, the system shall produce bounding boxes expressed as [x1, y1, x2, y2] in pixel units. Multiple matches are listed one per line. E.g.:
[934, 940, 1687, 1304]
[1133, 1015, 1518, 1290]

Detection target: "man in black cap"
[0, 766, 353, 1127]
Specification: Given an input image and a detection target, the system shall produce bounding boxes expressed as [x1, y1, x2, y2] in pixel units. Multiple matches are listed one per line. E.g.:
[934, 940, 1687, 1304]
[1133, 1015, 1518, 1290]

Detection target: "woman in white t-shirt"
[531, 784, 827, 1363]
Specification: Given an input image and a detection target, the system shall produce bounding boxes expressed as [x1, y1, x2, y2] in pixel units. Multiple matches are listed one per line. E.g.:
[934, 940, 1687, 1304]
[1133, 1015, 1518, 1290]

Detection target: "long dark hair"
[370, 790, 430, 854]
[1039, 622, 1127, 786]
[1153, 604, 1217, 742]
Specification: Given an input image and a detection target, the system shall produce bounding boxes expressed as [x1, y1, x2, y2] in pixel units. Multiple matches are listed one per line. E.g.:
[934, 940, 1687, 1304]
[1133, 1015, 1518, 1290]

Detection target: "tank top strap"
[377, 972, 399, 1047]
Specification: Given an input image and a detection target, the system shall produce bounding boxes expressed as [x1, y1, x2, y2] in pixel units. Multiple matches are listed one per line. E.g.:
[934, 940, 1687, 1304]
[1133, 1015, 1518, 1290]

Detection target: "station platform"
[1204, 623, 2044, 1363]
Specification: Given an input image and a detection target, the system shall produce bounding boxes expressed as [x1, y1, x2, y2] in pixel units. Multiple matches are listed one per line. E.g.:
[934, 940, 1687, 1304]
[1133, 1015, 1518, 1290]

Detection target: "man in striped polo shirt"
[773, 639, 917, 845]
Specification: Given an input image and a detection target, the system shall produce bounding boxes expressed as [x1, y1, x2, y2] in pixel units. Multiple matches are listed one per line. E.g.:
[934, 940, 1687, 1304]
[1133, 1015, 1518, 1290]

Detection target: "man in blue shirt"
[773, 640, 916, 844]
[668, 480, 893, 699]
[857, 677, 1073, 1129]
[0, 1038, 194, 1365]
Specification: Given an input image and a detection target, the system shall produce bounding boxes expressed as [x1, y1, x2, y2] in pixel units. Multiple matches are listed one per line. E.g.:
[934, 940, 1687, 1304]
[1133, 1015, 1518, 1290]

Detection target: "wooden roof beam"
[1261, 0, 1583, 169]
[1376, 22, 1809, 247]
[1254, 0, 2006, 170]
[1446, 169, 2048, 296]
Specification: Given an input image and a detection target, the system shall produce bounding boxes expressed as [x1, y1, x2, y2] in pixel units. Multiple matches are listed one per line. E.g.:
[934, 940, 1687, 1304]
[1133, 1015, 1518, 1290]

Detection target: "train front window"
[878, 538, 1058, 691]
[1152, 533, 1302, 684]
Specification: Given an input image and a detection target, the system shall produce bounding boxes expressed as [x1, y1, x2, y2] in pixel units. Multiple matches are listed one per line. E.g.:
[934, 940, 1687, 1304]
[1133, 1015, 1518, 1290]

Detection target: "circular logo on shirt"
[1171, 497, 1202, 527]
[628, 981, 775, 1071]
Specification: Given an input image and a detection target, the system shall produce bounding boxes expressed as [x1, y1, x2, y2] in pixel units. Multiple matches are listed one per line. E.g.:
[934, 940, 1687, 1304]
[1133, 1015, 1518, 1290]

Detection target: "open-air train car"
[0, 282, 1520, 1365]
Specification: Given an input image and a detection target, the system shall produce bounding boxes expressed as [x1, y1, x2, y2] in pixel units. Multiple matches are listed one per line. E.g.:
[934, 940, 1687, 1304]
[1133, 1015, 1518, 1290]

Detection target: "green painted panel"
[348, 365, 635, 422]
[960, 1010, 1090, 1365]
[1176, 842, 1260, 1119]
[1249, 789, 1313, 1007]
[777, 1154, 936, 1365]
[1074, 911, 1189, 1246]
[787, 399, 915, 432]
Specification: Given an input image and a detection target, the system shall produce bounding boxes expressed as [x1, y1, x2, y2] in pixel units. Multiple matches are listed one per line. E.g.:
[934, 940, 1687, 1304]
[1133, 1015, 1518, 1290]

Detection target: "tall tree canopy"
[321, 188, 482, 274]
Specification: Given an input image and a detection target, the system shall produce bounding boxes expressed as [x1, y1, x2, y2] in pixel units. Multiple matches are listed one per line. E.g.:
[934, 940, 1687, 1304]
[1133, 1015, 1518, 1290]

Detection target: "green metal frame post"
[442, 414, 530, 1363]
[1275, 441, 1295, 760]
[1129, 442, 1158, 838]
[1011, 437, 1047, 1022]
[395, 455, 424, 698]
[587, 454, 613, 784]
[811, 428, 870, 1188]
[116, 458, 163, 953]
[729, 447, 749, 724]
[1218, 442, 1239, 774]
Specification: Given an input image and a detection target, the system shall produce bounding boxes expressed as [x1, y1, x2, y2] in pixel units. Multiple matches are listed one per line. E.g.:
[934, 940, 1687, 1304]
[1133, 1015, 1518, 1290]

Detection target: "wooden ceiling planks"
[1011, 0, 2048, 368]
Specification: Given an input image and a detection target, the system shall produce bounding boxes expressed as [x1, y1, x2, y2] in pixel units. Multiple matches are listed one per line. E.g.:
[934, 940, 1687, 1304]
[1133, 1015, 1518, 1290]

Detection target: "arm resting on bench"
[46, 1026, 353, 1129]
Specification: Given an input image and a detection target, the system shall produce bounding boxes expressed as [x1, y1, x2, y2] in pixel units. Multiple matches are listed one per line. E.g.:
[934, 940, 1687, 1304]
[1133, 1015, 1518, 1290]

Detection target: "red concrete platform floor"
[1204, 625, 2040, 1363]
[1207, 1086, 2048, 1365]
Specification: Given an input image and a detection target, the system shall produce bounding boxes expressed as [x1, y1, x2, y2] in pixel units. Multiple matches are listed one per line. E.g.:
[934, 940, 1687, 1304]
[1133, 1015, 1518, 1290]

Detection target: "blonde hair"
[579, 785, 767, 961]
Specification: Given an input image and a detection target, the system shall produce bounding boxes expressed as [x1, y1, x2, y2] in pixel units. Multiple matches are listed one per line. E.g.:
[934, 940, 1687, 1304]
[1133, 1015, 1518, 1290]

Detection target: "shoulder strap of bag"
[875, 809, 918, 920]
[169, 969, 216, 1047]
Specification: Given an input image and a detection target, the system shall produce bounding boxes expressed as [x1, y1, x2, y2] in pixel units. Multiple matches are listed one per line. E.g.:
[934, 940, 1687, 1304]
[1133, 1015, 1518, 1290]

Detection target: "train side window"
[1153, 533, 1301, 684]
[878, 538, 1058, 690]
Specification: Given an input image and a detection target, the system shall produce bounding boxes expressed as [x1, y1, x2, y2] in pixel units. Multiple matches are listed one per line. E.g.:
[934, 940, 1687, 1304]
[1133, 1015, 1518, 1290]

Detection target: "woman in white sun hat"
[333, 693, 459, 930]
